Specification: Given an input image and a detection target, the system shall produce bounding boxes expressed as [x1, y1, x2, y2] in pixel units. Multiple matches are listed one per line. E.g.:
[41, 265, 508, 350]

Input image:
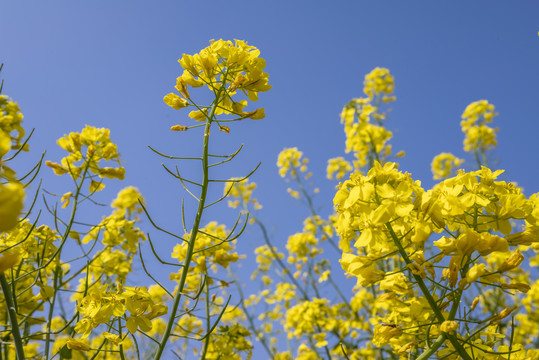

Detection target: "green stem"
[0, 273, 25, 360]
[200, 280, 211, 360]
[152, 86, 224, 360]
[417, 333, 446, 360]
[385, 223, 472, 360]
[118, 318, 126, 360]
[44, 265, 60, 359]
[293, 168, 340, 254]
[473, 150, 482, 169]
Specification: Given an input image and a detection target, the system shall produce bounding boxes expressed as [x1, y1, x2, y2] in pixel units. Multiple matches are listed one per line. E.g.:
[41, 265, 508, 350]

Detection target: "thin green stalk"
[118, 318, 126, 360]
[339, 343, 350, 360]
[253, 218, 309, 299]
[293, 166, 340, 254]
[200, 280, 211, 359]
[0, 273, 25, 360]
[44, 264, 60, 359]
[231, 273, 275, 358]
[152, 86, 224, 360]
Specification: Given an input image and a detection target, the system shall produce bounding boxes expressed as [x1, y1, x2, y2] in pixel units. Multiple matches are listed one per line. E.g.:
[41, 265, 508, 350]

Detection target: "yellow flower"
[493, 306, 518, 322]
[102, 331, 123, 345]
[440, 320, 459, 334]
[99, 166, 125, 180]
[188, 109, 208, 122]
[126, 313, 152, 334]
[163, 93, 189, 109]
[66, 337, 90, 351]
[285, 298, 337, 338]
[287, 188, 300, 199]
[0, 95, 27, 154]
[111, 186, 145, 216]
[89, 179, 105, 193]
[313, 332, 327, 348]
[168, 39, 271, 121]
[461, 100, 498, 153]
[380, 273, 410, 294]
[363, 67, 395, 99]
[462, 263, 486, 286]
[431, 152, 464, 180]
[0, 250, 20, 273]
[0, 129, 11, 157]
[326, 157, 352, 180]
[0, 181, 25, 232]
[171, 124, 188, 131]
[497, 250, 525, 272]
[223, 178, 262, 211]
[277, 147, 308, 179]
[372, 323, 402, 347]
[501, 283, 530, 293]
[60, 192, 73, 208]
[243, 107, 265, 120]
[47, 126, 124, 182]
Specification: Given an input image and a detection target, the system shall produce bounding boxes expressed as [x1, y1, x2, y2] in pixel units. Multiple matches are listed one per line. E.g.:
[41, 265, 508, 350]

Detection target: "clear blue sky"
[2, 0, 539, 354]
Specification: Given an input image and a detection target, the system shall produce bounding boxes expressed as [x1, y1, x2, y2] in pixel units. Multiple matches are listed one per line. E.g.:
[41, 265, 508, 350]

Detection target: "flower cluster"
[277, 147, 308, 179]
[431, 152, 464, 180]
[335, 68, 397, 171]
[334, 159, 539, 355]
[0, 95, 26, 231]
[238, 67, 539, 359]
[45, 125, 125, 186]
[276, 147, 318, 199]
[0, 95, 27, 157]
[461, 100, 499, 160]
[4, 40, 539, 360]
[1, 221, 64, 331]
[170, 222, 242, 293]
[75, 284, 168, 337]
[326, 156, 352, 181]
[164, 39, 271, 126]
[1, 120, 152, 358]
[224, 178, 262, 211]
[363, 67, 395, 100]
[285, 298, 337, 347]
[81, 187, 146, 283]
[0, 175, 24, 231]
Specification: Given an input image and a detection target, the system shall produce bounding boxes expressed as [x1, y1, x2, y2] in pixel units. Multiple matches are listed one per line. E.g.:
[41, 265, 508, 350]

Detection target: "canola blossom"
[1, 40, 539, 360]
[164, 39, 271, 128]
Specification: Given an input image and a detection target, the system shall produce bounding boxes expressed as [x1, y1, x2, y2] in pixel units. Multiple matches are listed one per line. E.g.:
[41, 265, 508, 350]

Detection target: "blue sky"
[2, 0, 539, 355]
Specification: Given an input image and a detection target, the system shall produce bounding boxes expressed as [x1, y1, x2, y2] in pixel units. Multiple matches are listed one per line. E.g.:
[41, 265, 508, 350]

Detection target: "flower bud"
[66, 338, 90, 351]
[470, 297, 480, 312]
[170, 125, 188, 131]
[164, 93, 189, 110]
[501, 283, 530, 293]
[175, 77, 190, 99]
[440, 320, 459, 334]
[493, 306, 517, 322]
[497, 251, 524, 273]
